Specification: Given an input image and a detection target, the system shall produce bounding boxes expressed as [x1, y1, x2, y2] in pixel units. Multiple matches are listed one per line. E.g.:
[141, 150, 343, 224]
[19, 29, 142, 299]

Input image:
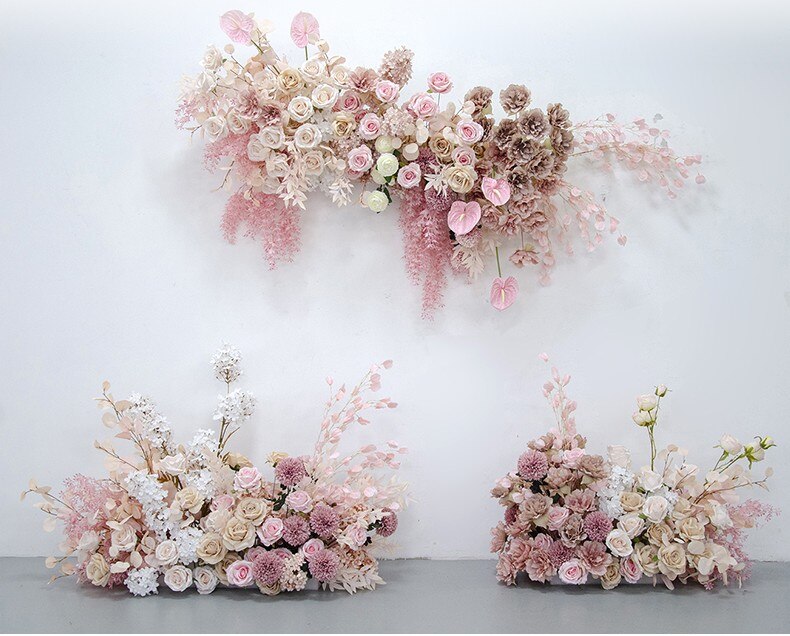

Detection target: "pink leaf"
[447, 201, 481, 235]
[290, 12, 320, 48]
[490, 276, 519, 311]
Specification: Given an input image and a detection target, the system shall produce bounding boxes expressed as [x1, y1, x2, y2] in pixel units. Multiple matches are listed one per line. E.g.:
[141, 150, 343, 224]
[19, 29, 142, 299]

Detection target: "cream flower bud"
[370, 168, 387, 185]
[655, 384, 668, 397]
[719, 434, 742, 455]
[375, 136, 396, 154]
[365, 190, 389, 213]
[376, 153, 399, 178]
[637, 395, 658, 411]
[632, 411, 651, 427]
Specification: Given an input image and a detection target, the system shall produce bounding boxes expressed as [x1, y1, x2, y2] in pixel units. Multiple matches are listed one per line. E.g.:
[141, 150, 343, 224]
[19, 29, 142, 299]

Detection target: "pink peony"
[579, 541, 612, 576]
[525, 549, 555, 583]
[427, 72, 453, 94]
[282, 515, 311, 547]
[558, 559, 588, 585]
[517, 450, 549, 480]
[226, 559, 254, 586]
[220, 10, 255, 45]
[309, 504, 340, 539]
[252, 551, 284, 586]
[274, 457, 307, 487]
[308, 548, 340, 582]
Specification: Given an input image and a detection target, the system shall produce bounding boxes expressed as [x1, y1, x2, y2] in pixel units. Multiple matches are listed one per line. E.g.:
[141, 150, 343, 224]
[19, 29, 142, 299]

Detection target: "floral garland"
[490, 357, 777, 589]
[24, 345, 407, 596]
[177, 10, 705, 317]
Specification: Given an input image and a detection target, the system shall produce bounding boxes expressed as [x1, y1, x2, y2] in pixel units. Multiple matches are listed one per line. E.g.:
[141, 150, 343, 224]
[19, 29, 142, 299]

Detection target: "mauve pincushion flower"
[377, 510, 398, 537]
[282, 515, 311, 546]
[517, 450, 549, 480]
[308, 548, 340, 583]
[548, 540, 576, 568]
[252, 551, 284, 586]
[584, 510, 613, 542]
[309, 504, 340, 539]
[274, 456, 307, 487]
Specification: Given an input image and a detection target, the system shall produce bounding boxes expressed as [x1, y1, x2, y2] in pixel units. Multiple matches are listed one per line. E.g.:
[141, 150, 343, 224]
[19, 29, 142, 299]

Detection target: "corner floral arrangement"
[490, 357, 777, 589]
[177, 10, 705, 317]
[23, 345, 407, 596]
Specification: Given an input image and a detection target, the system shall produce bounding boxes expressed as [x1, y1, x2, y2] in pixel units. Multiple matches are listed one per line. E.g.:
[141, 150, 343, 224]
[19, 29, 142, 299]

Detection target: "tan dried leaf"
[45, 556, 58, 569]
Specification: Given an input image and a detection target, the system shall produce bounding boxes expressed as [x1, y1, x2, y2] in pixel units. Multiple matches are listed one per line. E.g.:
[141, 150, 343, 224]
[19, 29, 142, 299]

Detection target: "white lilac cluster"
[124, 470, 172, 540]
[214, 388, 256, 426]
[127, 393, 176, 455]
[125, 567, 160, 597]
[210, 343, 243, 383]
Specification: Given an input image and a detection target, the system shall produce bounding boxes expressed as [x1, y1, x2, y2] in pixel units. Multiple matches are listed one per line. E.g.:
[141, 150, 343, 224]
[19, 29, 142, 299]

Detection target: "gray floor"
[1, 558, 788, 633]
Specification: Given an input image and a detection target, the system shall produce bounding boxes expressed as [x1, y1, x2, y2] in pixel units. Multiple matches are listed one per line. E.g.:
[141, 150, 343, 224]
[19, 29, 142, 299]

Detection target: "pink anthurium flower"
[220, 10, 255, 45]
[290, 12, 320, 48]
[481, 177, 511, 206]
[490, 276, 519, 310]
[447, 201, 482, 236]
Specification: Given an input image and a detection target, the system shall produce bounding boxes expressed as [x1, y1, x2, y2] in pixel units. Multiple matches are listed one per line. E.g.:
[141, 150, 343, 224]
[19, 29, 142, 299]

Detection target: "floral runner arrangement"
[24, 346, 407, 596]
[177, 10, 704, 316]
[490, 357, 777, 589]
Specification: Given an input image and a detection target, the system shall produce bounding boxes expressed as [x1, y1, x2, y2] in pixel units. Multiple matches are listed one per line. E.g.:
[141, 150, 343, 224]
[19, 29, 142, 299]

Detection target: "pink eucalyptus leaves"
[447, 201, 482, 236]
[290, 12, 320, 48]
[481, 177, 511, 207]
[490, 276, 519, 311]
[220, 10, 255, 45]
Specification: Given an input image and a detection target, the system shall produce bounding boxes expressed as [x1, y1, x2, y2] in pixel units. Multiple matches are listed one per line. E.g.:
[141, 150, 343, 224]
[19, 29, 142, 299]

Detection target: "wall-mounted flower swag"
[177, 11, 705, 316]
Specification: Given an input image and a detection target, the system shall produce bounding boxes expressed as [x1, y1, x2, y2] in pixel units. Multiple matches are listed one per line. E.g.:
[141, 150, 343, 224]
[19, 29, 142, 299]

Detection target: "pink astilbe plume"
[60, 474, 115, 544]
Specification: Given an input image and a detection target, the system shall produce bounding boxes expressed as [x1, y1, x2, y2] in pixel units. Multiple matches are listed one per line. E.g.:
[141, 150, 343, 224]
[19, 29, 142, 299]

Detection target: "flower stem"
[495, 247, 502, 277]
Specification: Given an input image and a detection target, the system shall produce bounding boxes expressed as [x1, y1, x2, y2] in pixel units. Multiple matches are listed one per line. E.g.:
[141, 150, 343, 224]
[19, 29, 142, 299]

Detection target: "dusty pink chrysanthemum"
[547, 540, 576, 568]
[274, 457, 307, 487]
[252, 551, 284, 586]
[517, 450, 549, 480]
[504, 505, 518, 525]
[377, 509, 398, 537]
[309, 504, 340, 539]
[282, 515, 311, 546]
[308, 548, 340, 582]
[583, 510, 613, 542]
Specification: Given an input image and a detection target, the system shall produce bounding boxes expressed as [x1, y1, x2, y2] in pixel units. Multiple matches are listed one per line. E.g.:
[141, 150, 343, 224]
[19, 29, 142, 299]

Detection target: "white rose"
[285, 490, 313, 513]
[443, 165, 476, 194]
[293, 123, 322, 150]
[301, 57, 325, 81]
[201, 46, 223, 70]
[108, 524, 137, 557]
[376, 153, 399, 178]
[266, 152, 290, 178]
[607, 445, 631, 469]
[375, 136, 396, 154]
[203, 115, 227, 140]
[194, 566, 219, 595]
[618, 512, 645, 539]
[164, 565, 193, 592]
[247, 135, 270, 162]
[637, 394, 658, 411]
[258, 126, 285, 150]
[303, 151, 325, 175]
[158, 453, 187, 476]
[707, 501, 733, 529]
[365, 190, 389, 213]
[194, 70, 217, 93]
[330, 65, 351, 87]
[719, 434, 742, 455]
[632, 410, 651, 426]
[605, 528, 634, 558]
[226, 111, 250, 135]
[154, 540, 179, 566]
[311, 84, 339, 110]
[346, 524, 368, 548]
[638, 468, 663, 492]
[85, 553, 110, 586]
[287, 96, 314, 123]
[642, 495, 670, 524]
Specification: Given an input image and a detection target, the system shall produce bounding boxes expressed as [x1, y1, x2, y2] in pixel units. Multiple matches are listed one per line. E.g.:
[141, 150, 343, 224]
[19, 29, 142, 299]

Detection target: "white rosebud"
[365, 190, 389, 213]
[637, 394, 658, 411]
[655, 384, 668, 397]
[719, 434, 742, 455]
[632, 410, 651, 427]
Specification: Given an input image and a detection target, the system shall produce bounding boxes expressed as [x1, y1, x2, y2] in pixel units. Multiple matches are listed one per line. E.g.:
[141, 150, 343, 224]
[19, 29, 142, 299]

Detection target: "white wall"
[1, 0, 788, 560]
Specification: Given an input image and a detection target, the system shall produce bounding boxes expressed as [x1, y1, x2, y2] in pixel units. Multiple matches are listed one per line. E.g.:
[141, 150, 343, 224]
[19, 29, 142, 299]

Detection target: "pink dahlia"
[309, 504, 340, 539]
[308, 548, 340, 583]
[252, 551, 284, 586]
[547, 540, 576, 568]
[282, 516, 311, 547]
[583, 511, 613, 542]
[377, 509, 398, 537]
[517, 450, 549, 481]
[275, 457, 307, 487]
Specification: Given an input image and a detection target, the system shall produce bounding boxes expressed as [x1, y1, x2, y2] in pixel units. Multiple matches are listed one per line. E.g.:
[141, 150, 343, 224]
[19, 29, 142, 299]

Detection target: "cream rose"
[294, 123, 322, 150]
[202, 508, 232, 534]
[164, 564, 192, 592]
[311, 83, 339, 110]
[719, 434, 743, 455]
[258, 125, 286, 150]
[154, 539, 179, 566]
[300, 57, 325, 81]
[600, 561, 622, 590]
[108, 524, 137, 557]
[635, 543, 660, 575]
[226, 111, 250, 135]
[365, 190, 389, 213]
[657, 544, 687, 580]
[176, 487, 204, 515]
[201, 45, 223, 70]
[287, 95, 314, 123]
[196, 532, 227, 565]
[234, 498, 269, 525]
[642, 495, 670, 524]
[638, 469, 663, 492]
[678, 516, 706, 542]
[77, 530, 100, 554]
[266, 152, 290, 178]
[194, 565, 219, 594]
[158, 453, 187, 476]
[618, 512, 645, 539]
[303, 151, 325, 176]
[247, 135, 270, 162]
[605, 528, 634, 558]
[331, 65, 352, 87]
[444, 165, 477, 194]
[203, 115, 226, 140]
[222, 517, 256, 551]
[85, 553, 110, 586]
[277, 68, 304, 93]
[646, 522, 674, 547]
[332, 112, 356, 138]
[376, 153, 399, 178]
[619, 491, 644, 513]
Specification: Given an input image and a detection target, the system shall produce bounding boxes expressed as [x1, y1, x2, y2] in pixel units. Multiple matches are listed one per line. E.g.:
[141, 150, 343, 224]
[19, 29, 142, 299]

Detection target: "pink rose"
[452, 147, 476, 167]
[347, 145, 374, 173]
[302, 538, 325, 560]
[347, 524, 368, 547]
[375, 80, 400, 103]
[427, 72, 453, 94]
[407, 93, 438, 119]
[257, 517, 284, 546]
[562, 448, 586, 469]
[547, 506, 571, 531]
[532, 533, 553, 552]
[226, 559, 254, 587]
[397, 163, 422, 189]
[558, 559, 588, 585]
[456, 120, 484, 144]
[338, 91, 361, 113]
[620, 555, 643, 584]
[358, 113, 382, 141]
[285, 490, 313, 513]
[211, 494, 235, 511]
[234, 466, 262, 492]
[220, 10, 255, 45]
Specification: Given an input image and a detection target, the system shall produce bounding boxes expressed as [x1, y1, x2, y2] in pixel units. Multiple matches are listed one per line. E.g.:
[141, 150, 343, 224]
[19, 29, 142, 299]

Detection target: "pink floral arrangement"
[491, 358, 777, 589]
[24, 345, 407, 596]
[177, 11, 705, 317]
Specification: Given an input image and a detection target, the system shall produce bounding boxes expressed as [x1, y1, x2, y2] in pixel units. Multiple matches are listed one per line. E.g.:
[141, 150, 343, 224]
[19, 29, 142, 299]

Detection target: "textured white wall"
[1, 0, 788, 560]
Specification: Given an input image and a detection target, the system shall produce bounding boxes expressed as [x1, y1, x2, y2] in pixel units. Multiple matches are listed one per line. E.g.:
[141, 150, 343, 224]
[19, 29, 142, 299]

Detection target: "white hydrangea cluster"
[127, 393, 175, 455]
[125, 567, 160, 597]
[124, 471, 172, 540]
[187, 429, 219, 463]
[597, 465, 635, 519]
[173, 526, 204, 565]
[210, 343, 243, 384]
[182, 467, 217, 501]
[213, 388, 256, 426]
